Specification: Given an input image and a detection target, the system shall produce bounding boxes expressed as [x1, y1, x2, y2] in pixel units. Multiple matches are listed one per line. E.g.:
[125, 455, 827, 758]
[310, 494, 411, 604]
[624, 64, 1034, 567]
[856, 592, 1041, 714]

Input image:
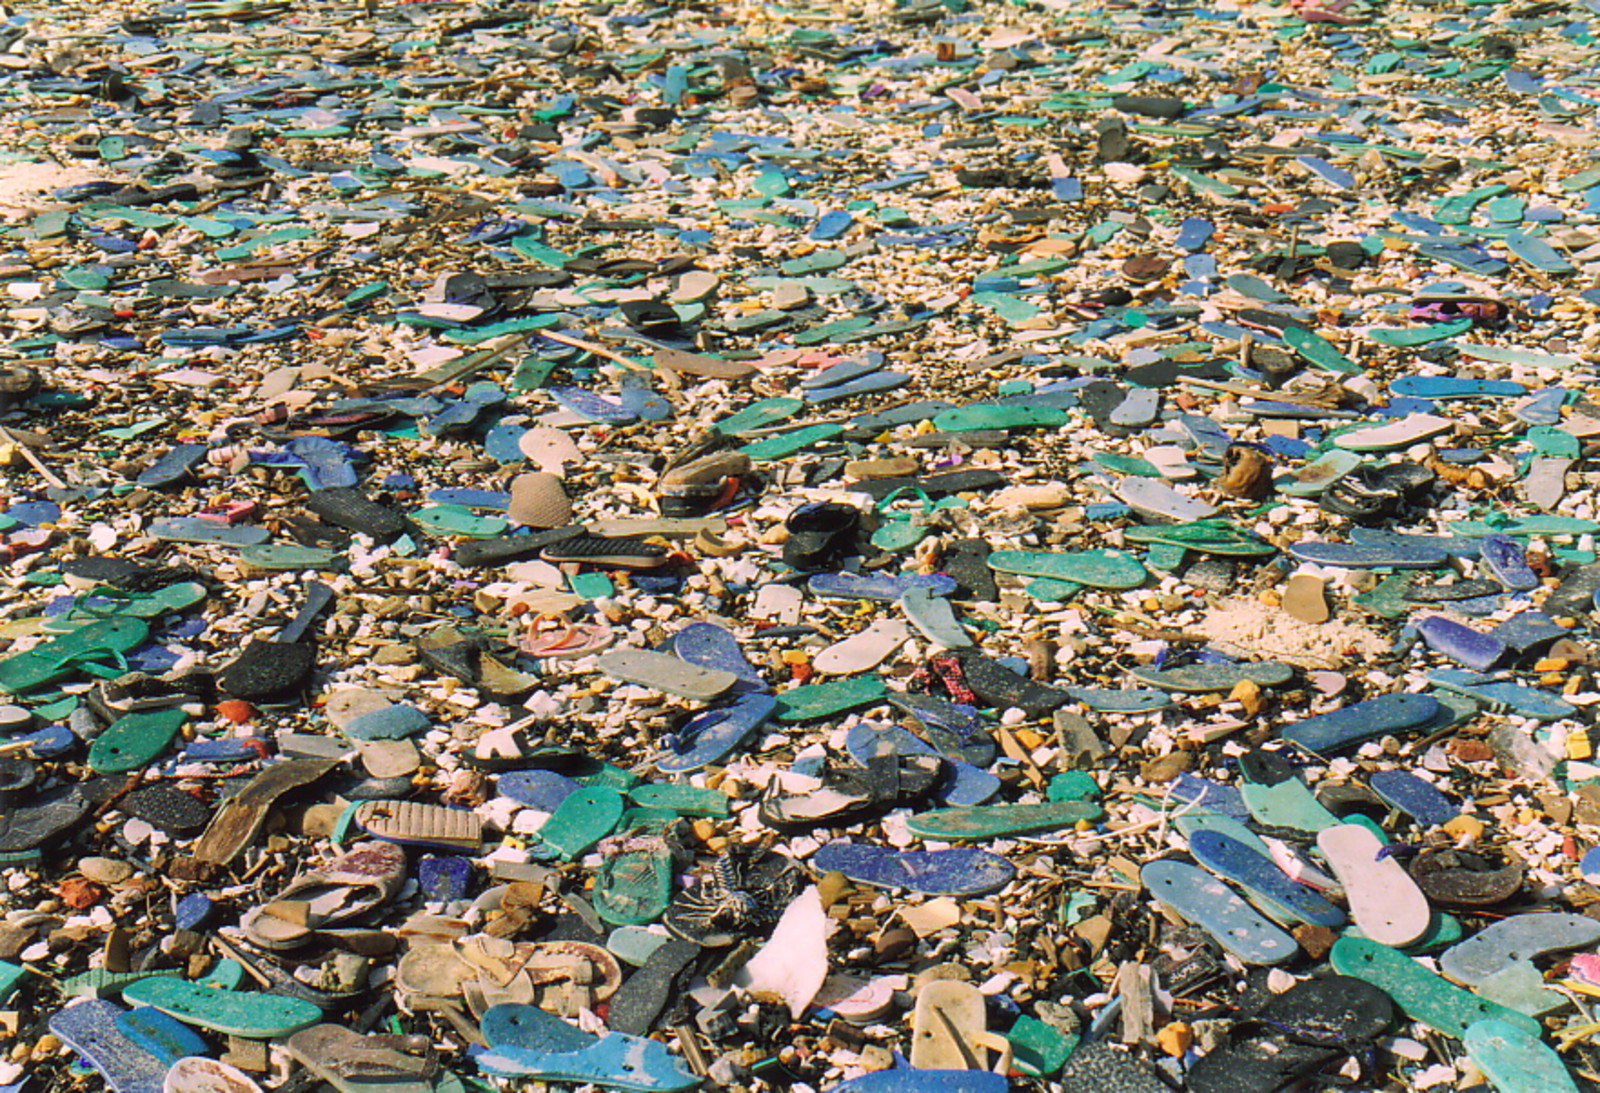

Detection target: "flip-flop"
[46, 582, 208, 631]
[1329, 936, 1541, 1039]
[1189, 830, 1346, 928]
[1186, 976, 1393, 1093]
[1281, 693, 1440, 755]
[1317, 823, 1431, 947]
[236, 544, 346, 574]
[1369, 770, 1459, 827]
[164, 1057, 265, 1093]
[1287, 540, 1447, 568]
[773, 675, 886, 722]
[597, 648, 737, 700]
[1122, 522, 1275, 557]
[1333, 413, 1455, 451]
[518, 614, 614, 659]
[604, 938, 700, 1035]
[120, 977, 321, 1037]
[905, 800, 1101, 841]
[354, 800, 481, 851]
[186, 758, 338, 871]
[219, 581, 334, 702]
[1060, 686, 1171, 712]
[931, 404, 1068, 432]
[888, 691, 996, 767]
[1276, 449, 1366, 496]
[1426, 669, 1576, 720]
[239, 840, 408, 950]
[0, 617, 149, 694]
[136, 443, 208, 489]
[1142, 860, 1299, 965]
[814, 619, 910, 676]
[846, 722, 998, 806]
[476, 1003, 698, 1091]
[656, 693, 777, 773]
[1441, 913, 1600, 986]
[1465, 1018, 1579, 1093]
[49, 999, 168, 1093]
[910, 979, 1012, 1072]
[986, 549, 1146, 588]
[1240, 754, 1340, 834]
[117, 1006, 206, 1065]
[416, 626, 541, 702]
[530, 787, 624, 859]
[812, 842, 1013, 896]
[714, 397, 804, 436]
[952, 651, 1074, 715]
[411, 505, 509, 539]
[284, 1024, 439, 1093]
[455, 527, 585, 568]
[759, 753, 943, 831]
[1116, 478, 1219, 522]
[1130, 661, 1293, 692]
[88, 708, 189, 774]
[148, 518, 271, 546]
[1417, 615, 1507, 670]
[305, 487, 409, 542]
[593, 832, 675, 926]
[672, 622, 764, 689]
[900, 587, 973, 650]
[808, 572, 958, 602]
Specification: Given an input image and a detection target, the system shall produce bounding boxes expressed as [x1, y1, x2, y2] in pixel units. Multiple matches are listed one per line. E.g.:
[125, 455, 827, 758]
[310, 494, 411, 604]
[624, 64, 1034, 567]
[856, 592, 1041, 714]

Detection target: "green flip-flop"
[43, 582, 207, 632]
[0, 617, 149, 694]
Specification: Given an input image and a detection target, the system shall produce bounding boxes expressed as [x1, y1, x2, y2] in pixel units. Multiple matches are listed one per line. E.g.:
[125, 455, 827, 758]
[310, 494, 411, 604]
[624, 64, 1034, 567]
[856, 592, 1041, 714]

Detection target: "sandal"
[758, 752, 943, 831]
[782, 501, 860, 571]
[417, 626, 540, 702]
[1187, 975, 1393, 1093]
[869, 486, 946, 553]
[517, 613, 613, 659]
[240, 841, 408, 950]
[0, 617, 149, 695]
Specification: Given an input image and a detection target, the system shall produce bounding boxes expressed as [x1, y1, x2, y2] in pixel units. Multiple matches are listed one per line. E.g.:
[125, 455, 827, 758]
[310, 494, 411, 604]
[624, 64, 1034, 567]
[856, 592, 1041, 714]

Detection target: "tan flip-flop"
[239, 841, 408, 950]
[508, 472, 573, 529]
[518, 613, 613, 659]
[910, 980, 1013, 1071]
[517, 427, 581, 473]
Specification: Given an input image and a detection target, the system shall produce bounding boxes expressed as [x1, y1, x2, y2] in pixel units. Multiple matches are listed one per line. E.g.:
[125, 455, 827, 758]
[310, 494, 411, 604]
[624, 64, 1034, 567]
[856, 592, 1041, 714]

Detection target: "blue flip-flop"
[48, 999, 168, 1093]
[672, 622, 765, 689]
[655, 693, 777, 773]
[136, 443, 208, 489]
[477, 1004, 698, 1091]
[845, 723, 998, 806]
[812, 842, 1014, 896]
[808, 571, 957, 601]
[551, 387, 637, 425]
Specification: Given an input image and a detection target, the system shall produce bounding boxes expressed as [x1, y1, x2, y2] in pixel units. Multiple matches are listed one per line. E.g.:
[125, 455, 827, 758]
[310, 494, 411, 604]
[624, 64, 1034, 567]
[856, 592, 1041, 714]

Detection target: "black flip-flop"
[758, 753, 943, 831]
[782, 501, 860, 571]
[941, 538, 997, 601]
[1187, 975, 1393, 1093]
[0, 784, 90, 852]
[954, 651, 1074, 716]
[540, 534, 670, 569]
[306, 487, 410, 542]
[220, 582, 335, 702]
[853, 469, 1006, 501]
[456, 527, 583, 567]
[61, 557, 206, 593]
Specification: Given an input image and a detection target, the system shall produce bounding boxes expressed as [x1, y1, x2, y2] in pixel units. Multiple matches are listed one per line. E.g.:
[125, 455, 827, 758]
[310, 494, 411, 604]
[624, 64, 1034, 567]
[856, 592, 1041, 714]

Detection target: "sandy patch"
[1194, 596, 1390, 669]
[0, 160, 125, 222]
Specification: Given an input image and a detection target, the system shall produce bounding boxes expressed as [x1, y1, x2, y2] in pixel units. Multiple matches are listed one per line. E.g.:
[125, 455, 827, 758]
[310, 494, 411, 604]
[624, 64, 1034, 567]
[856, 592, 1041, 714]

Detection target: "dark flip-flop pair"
[1187, 974, 1393, 1093]
[1319, 461, 1436, 523]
